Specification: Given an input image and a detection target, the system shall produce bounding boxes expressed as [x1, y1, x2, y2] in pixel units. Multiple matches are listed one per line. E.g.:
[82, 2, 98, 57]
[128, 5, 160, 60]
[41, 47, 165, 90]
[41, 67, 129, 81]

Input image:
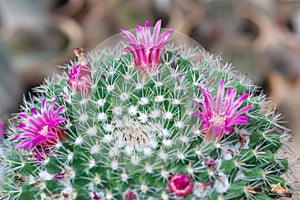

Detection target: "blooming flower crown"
[0, 20, 298, 199]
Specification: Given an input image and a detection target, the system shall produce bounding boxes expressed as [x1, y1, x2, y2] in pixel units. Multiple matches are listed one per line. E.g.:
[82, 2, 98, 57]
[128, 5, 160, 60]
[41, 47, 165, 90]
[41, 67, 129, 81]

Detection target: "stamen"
[38, 126, 49, 136]
[209, 111, 227, 126]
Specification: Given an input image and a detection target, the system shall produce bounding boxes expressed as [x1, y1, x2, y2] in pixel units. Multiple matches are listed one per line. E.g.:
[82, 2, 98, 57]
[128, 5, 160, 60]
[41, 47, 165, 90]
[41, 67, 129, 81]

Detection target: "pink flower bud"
[168, 174, 193, 197]
[123, 190, 138, 200]
[68, 64, 92, 94]
[93, 192, 101, 200]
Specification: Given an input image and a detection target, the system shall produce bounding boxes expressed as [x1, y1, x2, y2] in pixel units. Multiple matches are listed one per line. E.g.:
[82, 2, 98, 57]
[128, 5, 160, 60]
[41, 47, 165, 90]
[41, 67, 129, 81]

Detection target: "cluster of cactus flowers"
[0, 20, 298, 200]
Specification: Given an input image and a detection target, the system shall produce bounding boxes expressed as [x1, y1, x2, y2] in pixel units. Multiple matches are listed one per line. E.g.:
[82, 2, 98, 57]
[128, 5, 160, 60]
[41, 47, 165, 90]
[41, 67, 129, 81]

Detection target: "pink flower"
[13, 98, 66, 150]
[93, 192, 101, 200]
[68, 64, 92, 94]
[53, 166, 67, 180]
[191, 80, 254, 140]
[205, 158, 218, 169]
[121, 20, 174, 75]
[68, 48, 92, 94]
[0, 121, 4, 138]
[123, 190, 138, 200]
[53, 172, 65, 180]
[168, 174, 194, 197]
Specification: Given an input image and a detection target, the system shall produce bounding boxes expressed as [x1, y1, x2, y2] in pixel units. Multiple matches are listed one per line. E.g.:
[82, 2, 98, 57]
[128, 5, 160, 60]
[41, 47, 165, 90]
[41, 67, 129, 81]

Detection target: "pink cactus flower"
[93, 192, 101, 200]
[121, 20, 174, 75]
[68, 48, 92, 94]
[0, 121, 4, 138]
[168, 174, 194, 197]
[205, 157, 218, 169]
[53, 171, 66, 181]
[13, 98, 66, 150]
[68, 63, 92, 94]
[123, 190, 138, 200]
[191, 80, 254, 140]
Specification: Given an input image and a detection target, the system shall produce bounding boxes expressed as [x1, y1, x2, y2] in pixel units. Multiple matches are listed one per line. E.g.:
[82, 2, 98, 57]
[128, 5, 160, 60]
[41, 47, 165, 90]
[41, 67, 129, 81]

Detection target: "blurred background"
[0, 0, 300, 155]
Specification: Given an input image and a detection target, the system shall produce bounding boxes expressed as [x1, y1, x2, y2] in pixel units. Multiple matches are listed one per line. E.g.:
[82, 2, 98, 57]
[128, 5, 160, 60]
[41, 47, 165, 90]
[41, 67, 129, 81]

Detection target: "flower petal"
[152, 19, 162, 44]
[15, 139, 31, 150]
[13, 133, 35, 140]
[199, 88, 214, 116]
[223, 88, 236, 113]
[232, 105, 254, 118]
[120, 29, 137, 44]
[216, 80, 225, 111]
[158, 29, 174, 44]
[47, 98, 58, 117]
[228, 93, 249, 116]
[52, 106, 65, 119]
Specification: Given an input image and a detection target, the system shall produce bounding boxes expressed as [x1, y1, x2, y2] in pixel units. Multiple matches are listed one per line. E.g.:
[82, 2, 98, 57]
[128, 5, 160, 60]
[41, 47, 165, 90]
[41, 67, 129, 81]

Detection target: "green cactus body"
[0, 21, 298, 200]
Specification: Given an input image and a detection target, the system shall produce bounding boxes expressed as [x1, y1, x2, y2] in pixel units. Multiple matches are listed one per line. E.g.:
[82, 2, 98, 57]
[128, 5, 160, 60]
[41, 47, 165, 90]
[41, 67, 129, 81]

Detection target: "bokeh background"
[1, 0, 300, 156]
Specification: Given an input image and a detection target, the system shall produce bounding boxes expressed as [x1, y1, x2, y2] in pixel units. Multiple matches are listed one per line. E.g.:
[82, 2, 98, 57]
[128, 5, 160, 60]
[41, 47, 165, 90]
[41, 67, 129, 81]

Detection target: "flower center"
[174, 176, 189, 190]
[111, 117, 157, 154]
[38, 125, 49, 136]
[120, 121, 149, 146]
[209, 111, 227, 126]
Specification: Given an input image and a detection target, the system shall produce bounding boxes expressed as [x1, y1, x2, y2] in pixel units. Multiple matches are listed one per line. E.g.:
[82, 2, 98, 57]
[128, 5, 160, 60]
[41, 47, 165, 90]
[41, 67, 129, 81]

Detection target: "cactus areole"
[0, 20, 297, 199]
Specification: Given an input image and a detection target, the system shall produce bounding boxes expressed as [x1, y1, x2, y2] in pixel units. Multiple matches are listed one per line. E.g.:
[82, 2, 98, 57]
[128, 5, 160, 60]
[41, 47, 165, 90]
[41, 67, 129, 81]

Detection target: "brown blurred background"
[0, 0, 300, 155]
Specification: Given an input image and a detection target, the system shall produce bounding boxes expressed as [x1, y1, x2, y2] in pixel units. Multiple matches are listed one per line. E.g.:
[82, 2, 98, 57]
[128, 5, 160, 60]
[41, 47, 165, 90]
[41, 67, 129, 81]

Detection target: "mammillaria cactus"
[0, 20, 299, 199]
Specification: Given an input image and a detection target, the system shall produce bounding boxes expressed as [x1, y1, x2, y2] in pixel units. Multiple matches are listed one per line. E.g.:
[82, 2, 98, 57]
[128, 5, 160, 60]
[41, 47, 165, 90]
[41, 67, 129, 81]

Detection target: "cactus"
[0, 20, 298, 200]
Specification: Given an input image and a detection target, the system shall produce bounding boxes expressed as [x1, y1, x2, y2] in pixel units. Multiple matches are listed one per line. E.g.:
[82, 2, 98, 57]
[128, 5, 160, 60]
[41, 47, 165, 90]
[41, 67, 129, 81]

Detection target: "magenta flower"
[121, 20, 174, 75]
[53, 172, 65, 181]
[93, 192, 101, 200]
[13, 98, 66, 150]
[54, 170, 66, 180]
[0, 121, 4, 138]
[123, 190, 138, 200]
[168, 174, 194, 197]
[68, 48, 92, 94]
[68, 63, 92, 94]
[205, 158, 218, 169]
[191, 80, 254, 140]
